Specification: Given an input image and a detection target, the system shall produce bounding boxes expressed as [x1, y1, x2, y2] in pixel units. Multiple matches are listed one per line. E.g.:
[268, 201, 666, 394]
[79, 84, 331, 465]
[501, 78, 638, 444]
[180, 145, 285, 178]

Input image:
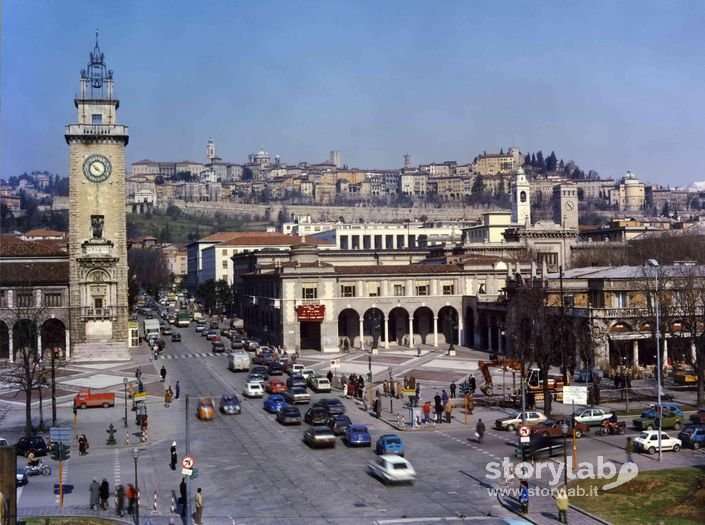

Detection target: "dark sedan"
[212, 342, 226, 353]
[304, 407, 330, 425]
[276, 406, 302, 425]
[287, 374, 307, 389]
[219, 394, 241, 415]
[268, 362, 284, 376]
[314, 398, 346, 416]
[303, 426, 337, 448]
[171, 332, 182, 342]
[327, 415, 352, 436]
[16, 436, 48, 457]
[344, 425, 372, 447]
[253, 353, 274, 366]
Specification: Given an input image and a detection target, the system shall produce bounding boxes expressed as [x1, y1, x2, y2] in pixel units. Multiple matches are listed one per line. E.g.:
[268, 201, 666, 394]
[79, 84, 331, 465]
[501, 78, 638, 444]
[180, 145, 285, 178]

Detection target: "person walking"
[126, 483, 136, 517]
[441, 389, 449, 405]
[422, 401, 431, 424]
[115, 484, 125, 517]
[89, 478, 100, 510]
[135, 367, 142, 381]
[519, 480, 529, 514]
[170, 441, 177, 470]
[165, 386, 174, 407]
[556, 486, 569, 523]
[175, 380, 180, 399]
[194, 487, 204, 524]
[444, 398, 453, 424]
[160, 365, 167, 383]
[383, 379, 389, 397]
[374, 397, 381, 419]
[450, 381, 457, 399]
[434, 394, 443, 424]
[179, 478, 187, 517]
[476, 418, 486, 443]
[79, 434, 89, 456]
[626, 437, 634, 463]
[99, 478, 110, 510]
[326, 369, 333, 383]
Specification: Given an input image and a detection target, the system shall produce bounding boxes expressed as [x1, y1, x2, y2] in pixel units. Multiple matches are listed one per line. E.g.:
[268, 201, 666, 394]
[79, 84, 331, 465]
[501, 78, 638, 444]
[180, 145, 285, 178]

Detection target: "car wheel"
[673, 444, 680, 452]
[80, 403, 87, 409]
[542, 432, 550, 438]
[693, 442, 700, 450]
[647, 446, 656, 454]
[574, 430, 582, 439]
[102, 403, 110, 408]
[506, 424, 515, 432]
[646, 424, 654, 431]
[673, 422, 681, 430]
[598, 427, 607, 436]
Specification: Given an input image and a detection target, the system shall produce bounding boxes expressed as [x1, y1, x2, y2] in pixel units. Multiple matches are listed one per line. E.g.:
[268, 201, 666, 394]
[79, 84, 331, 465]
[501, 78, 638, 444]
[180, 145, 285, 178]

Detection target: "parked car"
[15, 436, 48, 457]
[531, 418, 590, 439]
[219, 394, 241, 415]
[212, 342, 226, 353]
[678, 424, 705, 449]
[633, 430, 682, 454]
[495, 411, 547, 432]
[287, 363, 305, 376]
[309, 376, 332, 393]
[368, 455, 416, 485]
[300, 368, 315, 381]
[228, 351, 250, 372]
[303, 426, 337, 448]
[16, 467, 28, 486]
[314, 398, 346, 416]
[266, 379, 288, 395]
[201, 328, 211, 337]
[171, 332, 181, 342]
[253, 353, 274, 366]
[327, 415, 352, 435]
[276, 405, 302, 425]
[246, 373, 266, 384]
[344, 425, 371, 447]
[375, 434, 404, 456]
[633, 409, 682, 431]
[689, 408, 705, 425]
[304, 407, 330, 425]
[197, 398, 215, 421]
[287, 375, 307, 389]
[263, 394, 288, 414]
[74, 388, 115, 409]
[243, 382, 264, 398]
[648, 403, 684, 418]
[268, 362, 285, 376]
[572, 408, 614, 426]
[284, 387, 311, 405]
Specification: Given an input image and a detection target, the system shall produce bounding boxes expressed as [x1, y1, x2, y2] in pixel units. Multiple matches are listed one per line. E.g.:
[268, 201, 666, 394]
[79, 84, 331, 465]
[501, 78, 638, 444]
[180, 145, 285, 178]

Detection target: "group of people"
[381, 378, 404, 398]
[88, 478, 137, 516]
[432, 392, 455, 423]
[341, 373, 365, 399]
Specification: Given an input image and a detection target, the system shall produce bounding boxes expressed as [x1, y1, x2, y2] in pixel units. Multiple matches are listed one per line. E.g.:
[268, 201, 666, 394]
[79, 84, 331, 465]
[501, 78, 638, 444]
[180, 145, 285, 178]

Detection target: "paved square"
[60, 373, 128, 389]
[425, 358, 478, 371]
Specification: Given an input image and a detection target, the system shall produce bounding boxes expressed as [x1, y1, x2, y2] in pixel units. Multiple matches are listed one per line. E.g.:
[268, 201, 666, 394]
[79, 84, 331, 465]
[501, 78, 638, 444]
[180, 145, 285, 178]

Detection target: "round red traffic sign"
[518, 426, 530, 437]
[181, 456, 195, 469]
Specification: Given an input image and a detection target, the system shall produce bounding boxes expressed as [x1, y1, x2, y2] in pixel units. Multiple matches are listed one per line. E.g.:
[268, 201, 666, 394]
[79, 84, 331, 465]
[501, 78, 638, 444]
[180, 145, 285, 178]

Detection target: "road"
[12, 319, 705, 524]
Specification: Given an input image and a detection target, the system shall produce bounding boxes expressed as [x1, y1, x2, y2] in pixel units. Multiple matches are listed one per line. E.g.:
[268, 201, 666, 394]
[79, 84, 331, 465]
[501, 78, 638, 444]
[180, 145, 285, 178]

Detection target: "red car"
[690, 409, 705, 425]
[531, 418, 590, 439]
[266, 379, 287, 395]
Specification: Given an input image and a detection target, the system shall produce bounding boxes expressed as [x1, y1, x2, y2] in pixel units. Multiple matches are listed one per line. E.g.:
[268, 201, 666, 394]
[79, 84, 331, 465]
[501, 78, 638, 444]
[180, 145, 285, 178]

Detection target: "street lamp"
[447, 310, 456, 352]
[123, 377, 129, 427]
[132, 447, 140, 525]
[561, 422, 569, 486]
[647, 258, 663, 462]
[51, 347, 59, 426]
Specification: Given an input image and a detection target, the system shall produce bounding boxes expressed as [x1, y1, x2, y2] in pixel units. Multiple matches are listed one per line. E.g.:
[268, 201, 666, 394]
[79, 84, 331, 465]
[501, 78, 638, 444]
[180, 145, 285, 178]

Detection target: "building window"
[340, 285, 356, 298]
[393, 283, 405, 296]
[222, 261, 228, 269]
[44, 293, 62, 307]
[366, 282, 380, 297]
[614, 292, 628, 309]
[442, 284, 454, 295]
[0, 291, 5, 307]
[92, 114, 102, 124]
[302, 285, 318, 299]
[16, 292, 34, 308]
[415, 284, 430, 296]
[590, 290, 605, 308]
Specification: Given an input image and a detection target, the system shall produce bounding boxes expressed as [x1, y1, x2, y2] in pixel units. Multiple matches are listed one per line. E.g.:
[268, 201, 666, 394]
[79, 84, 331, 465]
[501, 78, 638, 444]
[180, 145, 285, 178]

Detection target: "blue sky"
[3, 1, 705, 187]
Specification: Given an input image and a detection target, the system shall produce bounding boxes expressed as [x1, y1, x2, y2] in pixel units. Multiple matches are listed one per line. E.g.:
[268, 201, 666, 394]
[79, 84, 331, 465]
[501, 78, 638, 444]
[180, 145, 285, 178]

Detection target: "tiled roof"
[0, 261, 69, 285]
[24, 229, 66, 237]
[219, 232, 302, 246]
[0, 237, 66, 257]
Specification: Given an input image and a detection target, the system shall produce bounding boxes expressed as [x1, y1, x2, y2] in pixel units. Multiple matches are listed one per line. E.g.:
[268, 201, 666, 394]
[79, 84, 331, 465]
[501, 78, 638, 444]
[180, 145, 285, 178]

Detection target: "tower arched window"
[520, 191, 527, 203]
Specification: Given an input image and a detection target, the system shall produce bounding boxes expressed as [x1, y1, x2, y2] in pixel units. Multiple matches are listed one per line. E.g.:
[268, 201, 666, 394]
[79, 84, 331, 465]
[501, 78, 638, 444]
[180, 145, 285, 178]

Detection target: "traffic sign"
[133, 392, 148, 400]
[50, 426, 73, 445]
[181, 468, 193, 476]
[520, 436, 530, 443]
[518, 425, 530, 438]
[562, 385, 588, 405]
[181, 455, 195, 469]
[329, 359, 340, 369]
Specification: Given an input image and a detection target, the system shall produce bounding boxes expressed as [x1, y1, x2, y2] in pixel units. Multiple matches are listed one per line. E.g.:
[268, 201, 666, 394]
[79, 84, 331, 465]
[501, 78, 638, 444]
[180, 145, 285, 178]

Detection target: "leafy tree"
[662, 202, 671, 217]
[166, 205, 182, 220]
[546, 151, 558, 172]
[159, 224, 173, 243]
[535, 151, 545, 171]
[471, 175, 485, 194]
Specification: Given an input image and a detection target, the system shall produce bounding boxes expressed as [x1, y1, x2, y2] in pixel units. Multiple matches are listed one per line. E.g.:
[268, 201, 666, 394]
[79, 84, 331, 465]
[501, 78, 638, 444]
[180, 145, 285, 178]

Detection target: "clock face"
[82, 155, 112, 183]
[566, 201, 575, 211]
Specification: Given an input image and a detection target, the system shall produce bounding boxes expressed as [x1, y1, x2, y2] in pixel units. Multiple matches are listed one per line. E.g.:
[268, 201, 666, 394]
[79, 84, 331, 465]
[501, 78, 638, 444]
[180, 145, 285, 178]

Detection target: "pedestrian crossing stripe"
[160, 352, 224, 360]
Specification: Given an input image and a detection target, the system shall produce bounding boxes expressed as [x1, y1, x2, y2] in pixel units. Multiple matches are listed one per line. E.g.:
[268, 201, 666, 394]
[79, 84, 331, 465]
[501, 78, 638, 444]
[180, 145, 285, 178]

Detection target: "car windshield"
[386, 438, 401, 444]
[638, 432, 650, 439]
[543, 419, 556, 426]
[392, 463, 409, 470]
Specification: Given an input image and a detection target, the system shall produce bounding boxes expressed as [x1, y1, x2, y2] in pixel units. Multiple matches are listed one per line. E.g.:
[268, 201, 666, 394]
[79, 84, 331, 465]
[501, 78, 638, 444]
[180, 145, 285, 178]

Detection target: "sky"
[2, 1, 705, 187]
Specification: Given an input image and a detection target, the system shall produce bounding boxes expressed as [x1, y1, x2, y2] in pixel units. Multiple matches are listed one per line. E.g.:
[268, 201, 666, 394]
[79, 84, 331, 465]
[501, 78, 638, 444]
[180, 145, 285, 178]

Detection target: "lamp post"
[132, 447, 140, 525]
[561, 422, 569, 486]
[647, 258, 663, 462]
[123, 377, 129, 427]
[447, 310, 456, 352]
[51, 347, 59, 426]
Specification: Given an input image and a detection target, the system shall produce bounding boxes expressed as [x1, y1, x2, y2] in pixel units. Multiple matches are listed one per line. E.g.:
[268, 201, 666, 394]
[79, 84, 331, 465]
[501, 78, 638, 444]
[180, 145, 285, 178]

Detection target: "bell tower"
[66, 32, 130, 361]
[511, 167, 531, 225]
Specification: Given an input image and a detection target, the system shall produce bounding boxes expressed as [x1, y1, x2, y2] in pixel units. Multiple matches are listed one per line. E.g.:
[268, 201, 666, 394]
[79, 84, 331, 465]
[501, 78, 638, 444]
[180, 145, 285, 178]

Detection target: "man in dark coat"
[170, 441, 177, 470]
[434, 394, 443, 424]
[99, 478, 110, 510]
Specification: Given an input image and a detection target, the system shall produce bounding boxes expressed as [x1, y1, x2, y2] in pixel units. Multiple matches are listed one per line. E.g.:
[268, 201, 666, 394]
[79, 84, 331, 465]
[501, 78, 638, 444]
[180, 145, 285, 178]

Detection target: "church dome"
[623, 171, 640, 185]
[254, 147, 269, 159]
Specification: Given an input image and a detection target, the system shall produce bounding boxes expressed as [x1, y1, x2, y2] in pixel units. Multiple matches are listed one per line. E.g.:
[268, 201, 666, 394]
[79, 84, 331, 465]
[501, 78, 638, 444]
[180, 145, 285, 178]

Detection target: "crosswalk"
[160, 352, 226, 360]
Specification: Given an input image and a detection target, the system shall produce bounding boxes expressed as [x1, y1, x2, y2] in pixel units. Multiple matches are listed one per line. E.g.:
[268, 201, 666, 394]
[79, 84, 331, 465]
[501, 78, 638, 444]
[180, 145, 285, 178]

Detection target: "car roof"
[349, 425, 368, 431]
[312, 425, 332, 432]
[379, 454, 408, 464]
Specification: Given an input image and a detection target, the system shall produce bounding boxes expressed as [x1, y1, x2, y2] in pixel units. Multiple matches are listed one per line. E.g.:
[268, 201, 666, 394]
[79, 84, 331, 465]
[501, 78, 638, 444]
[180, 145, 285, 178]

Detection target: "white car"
[633, 431, 682, 454]
[287, 363, 304, 376]
[243, 382, 264, 398]
[572, 408, 614, 426]
[310, 376, 332, 393]
[300, 368, 315, 381]
[368, 455, 416, 484]
[494, 411, 547, 431]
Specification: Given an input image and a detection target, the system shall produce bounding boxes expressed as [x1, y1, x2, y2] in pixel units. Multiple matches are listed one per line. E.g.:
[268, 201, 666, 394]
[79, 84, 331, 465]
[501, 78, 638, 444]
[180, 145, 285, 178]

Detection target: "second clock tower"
[66, 34, 130, 360]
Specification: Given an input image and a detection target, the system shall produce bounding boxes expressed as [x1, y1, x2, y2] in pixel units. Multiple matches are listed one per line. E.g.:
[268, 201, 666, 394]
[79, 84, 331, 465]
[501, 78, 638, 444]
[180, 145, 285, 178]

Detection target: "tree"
[159, 224, 173, 243]
[166, 205, 182, 220]
[471, 175, 485, 195]
[546, 151, 558, 172]
[128, 248, 171, 297]
[535, 151, 545, 171]
[196, 279, 218, 312]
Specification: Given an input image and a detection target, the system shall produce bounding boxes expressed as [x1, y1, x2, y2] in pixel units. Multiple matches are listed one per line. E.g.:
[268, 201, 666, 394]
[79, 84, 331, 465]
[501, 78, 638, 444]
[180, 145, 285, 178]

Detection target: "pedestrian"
[343, 381, 348, 397]
[327, 369, 333, 383]
[556, 486, 569, 523]
[170, 441, 177, 470]
[450, 381, 457, 398]
[194, 487, 204, 524]
[165, 386, 174, 407]
[389, 380, 395, 399]
[126, 483, 136, 516]
[179, 478, 187, 517]
[441, 389, 449, 405]
[363, 390, 369, 412]
[358, 376, 365, 398]
[115, 484, 125, 517]
[135, 367, 142, 381]
[99, 478, 110, 510]
[348, 378, 355, 398]
[415, 383, 421, 406]
[476, 418, 486, 443]
[466, 393, 475, 415]
[383, 379, 389, 397]
[444, 398, 453, 423]
[79, 434, 89, 456]
[409, 375, 416, 390]
[422, 401, 431, 423]
[469, 375, 476, 394]
[434, 394, 443, 424]
[175, 380, 180, 399]
[403, 375, 409, 389]
[374, 398, 381, 419]
[519, 480, 529, 514]
[160, 365, 167, 382]
[89, 478, 100, 510]
[340, 374, 347, 392]
[626, 437, 634, 463]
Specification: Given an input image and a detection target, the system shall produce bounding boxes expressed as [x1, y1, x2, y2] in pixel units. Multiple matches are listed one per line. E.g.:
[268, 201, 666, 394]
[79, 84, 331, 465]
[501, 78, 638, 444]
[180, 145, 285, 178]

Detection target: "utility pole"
[185, 395, 192, 522]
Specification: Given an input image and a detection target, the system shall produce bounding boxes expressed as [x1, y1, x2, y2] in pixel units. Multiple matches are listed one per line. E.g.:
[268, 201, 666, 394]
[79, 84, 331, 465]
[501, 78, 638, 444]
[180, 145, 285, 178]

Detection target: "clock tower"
[552, 182, 579, 230]
[66, 34, 130, 361]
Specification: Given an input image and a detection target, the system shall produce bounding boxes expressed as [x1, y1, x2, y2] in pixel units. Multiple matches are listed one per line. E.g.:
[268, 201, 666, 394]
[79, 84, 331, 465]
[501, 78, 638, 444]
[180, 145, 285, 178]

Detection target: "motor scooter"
[26, 460, 51, 476]
[598, 418, 626, 436]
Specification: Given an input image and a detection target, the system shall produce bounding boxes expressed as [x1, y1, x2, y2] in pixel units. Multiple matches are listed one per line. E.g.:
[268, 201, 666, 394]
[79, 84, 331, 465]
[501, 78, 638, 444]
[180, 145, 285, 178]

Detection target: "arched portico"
[438, 305, 460, 346]
[362, 308, 385, 349]
[464, 307, 475, 348]
[337, 308, 360, 348]
[13, 319, 38, 362]
[388, 307, 410, 346]
[413, 306, 433, 345]
[41, 319, 67, 359]
[0, 321, 9, 360]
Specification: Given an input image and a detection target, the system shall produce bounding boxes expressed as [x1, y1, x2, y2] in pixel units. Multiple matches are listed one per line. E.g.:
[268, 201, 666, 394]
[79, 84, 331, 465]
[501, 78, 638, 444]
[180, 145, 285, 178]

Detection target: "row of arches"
[0, 318, 67, 361]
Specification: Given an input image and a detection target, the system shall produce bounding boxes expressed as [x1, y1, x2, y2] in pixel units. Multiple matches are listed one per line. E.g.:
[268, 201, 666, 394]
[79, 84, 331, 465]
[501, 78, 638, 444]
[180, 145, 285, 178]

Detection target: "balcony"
[81, 307, 114, 320]
[65, 124, 129, 142]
